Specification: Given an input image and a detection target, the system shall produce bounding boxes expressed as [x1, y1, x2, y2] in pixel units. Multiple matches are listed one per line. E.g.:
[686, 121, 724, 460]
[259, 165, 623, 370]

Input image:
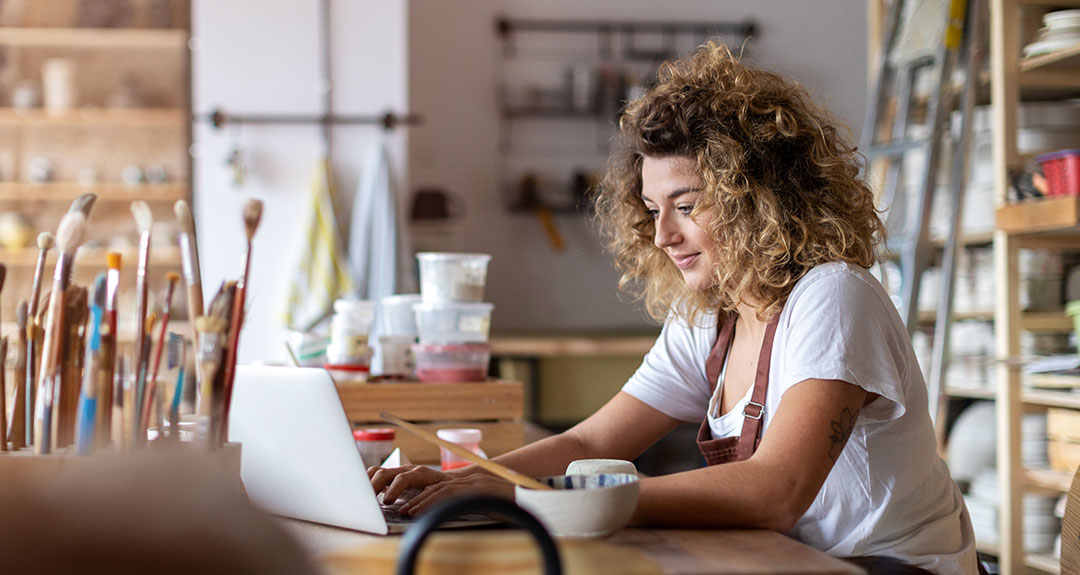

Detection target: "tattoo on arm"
[828, 407, 858, 462]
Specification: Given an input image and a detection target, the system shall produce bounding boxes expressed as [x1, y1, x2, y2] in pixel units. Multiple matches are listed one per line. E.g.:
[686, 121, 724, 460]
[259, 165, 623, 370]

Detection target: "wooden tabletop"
[281, 519, 864, 575]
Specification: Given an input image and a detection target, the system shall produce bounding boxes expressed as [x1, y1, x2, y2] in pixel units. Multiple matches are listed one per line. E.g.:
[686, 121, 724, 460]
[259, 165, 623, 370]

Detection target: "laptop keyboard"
[380, 488, 421, 525]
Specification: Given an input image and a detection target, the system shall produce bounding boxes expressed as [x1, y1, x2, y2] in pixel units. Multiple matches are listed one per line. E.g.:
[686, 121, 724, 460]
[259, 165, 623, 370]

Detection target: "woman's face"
[640, 155, 718, 292]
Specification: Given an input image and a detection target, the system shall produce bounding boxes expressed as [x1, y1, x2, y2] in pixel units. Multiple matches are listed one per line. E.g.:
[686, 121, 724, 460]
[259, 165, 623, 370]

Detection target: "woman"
[371, 43, 977, 575]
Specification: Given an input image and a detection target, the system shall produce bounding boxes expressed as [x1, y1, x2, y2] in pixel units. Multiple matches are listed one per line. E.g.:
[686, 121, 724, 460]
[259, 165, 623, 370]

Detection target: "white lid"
[413, 301, 494, 313]
[436, 428, 482, 443]
[334, 298, 375, 313]
[381, 294, 422, 305]
[416, 252, 491, 262]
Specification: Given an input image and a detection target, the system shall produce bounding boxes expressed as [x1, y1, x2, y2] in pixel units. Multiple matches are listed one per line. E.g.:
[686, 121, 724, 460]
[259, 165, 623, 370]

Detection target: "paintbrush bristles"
[37, 232, 55, 251]
[243, 199, 263, 242]
[195, 316, 227, 335]
[0, 263, 7, 295]
[68, 193, 98, 217]
[56, 212, 88, 254]
[175, 200, 195, 234]
[166, 271, 180, 283]
[16, 300, 27, 330]
[131, 201, 153, 233]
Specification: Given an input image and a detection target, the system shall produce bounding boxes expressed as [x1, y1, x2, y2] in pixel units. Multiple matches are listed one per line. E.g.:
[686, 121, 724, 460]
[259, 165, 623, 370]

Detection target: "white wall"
[408, 0, 868, 332]
[192, 0, 408, 363]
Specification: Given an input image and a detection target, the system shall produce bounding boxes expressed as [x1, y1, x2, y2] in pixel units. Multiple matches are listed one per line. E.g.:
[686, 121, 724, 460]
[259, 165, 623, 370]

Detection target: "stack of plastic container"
[413, 253, 493, 383]
[374, 294, 422, 380]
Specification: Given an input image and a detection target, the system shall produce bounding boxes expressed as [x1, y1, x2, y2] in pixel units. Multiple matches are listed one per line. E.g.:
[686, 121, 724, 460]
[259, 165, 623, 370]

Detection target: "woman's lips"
[672, 253, 699, 269]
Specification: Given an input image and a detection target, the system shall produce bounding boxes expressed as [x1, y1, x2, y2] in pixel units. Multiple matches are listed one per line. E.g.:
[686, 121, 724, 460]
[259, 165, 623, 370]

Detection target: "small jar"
[327, 299, 375, 367]
[436, 428, 486, 471]
[354, 428, 396, 467]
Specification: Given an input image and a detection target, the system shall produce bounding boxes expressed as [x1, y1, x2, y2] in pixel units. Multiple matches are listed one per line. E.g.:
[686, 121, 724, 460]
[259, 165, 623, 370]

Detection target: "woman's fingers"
[400, 474, 515, 516]
[381, 467, 450, 504]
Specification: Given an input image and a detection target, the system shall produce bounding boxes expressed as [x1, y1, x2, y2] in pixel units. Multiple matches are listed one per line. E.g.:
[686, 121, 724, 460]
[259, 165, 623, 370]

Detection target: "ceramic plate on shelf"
[1044, 10, 1080, 31]
[1023, 36, 1080, 58]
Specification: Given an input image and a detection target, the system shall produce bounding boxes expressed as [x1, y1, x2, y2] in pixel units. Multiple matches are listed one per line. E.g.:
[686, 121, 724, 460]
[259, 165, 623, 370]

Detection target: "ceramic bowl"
[515, 473, 639, 538]
[565, 458, 637, 476]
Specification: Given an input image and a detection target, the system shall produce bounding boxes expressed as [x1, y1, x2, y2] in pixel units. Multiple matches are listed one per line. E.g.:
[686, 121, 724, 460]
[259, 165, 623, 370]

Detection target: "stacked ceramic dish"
[1024, 10, 1080, 59]
[1022, 412, 1051, 470]
[413, 253, 494, 382]
[964, 471, 1061, 552]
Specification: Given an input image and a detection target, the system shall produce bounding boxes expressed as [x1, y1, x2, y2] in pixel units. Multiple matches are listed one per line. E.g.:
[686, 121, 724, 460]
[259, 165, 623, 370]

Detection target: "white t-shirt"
[622, 262, 977, 575]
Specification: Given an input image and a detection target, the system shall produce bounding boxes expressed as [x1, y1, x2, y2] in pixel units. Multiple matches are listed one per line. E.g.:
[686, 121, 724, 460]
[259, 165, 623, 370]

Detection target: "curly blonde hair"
[594, 42, 883, 324]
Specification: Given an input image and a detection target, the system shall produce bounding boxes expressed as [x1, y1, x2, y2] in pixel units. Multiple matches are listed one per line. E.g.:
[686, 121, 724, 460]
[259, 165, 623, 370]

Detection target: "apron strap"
[734, 311, 781, 461]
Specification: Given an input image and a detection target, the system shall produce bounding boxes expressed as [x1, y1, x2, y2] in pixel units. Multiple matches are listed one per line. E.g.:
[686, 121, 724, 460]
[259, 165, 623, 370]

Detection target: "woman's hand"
[367, 465, 514, 516]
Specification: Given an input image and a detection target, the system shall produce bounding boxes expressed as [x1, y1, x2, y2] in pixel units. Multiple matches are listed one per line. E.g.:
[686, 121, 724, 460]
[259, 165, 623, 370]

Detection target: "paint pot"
[417, 252, 491, 303]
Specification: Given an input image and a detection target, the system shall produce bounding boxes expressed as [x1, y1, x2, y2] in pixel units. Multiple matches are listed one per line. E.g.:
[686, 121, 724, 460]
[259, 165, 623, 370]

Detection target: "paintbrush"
[175, 200, 205, 322]
[197, 282, 234, 447]
[98, 254, 120, 447]
[56, 285, 87, 448]
[194, 316, 227, 448]
[76, 276, 106, 455]
[166, 333, 185, 440]
[68, 192, 97, 217]
[8, 301, 28, 449]
[138, 312, 157, 438]
[0, 337, 7, 452]
[380, 411, 552, 491]
[130, 201, 153, 446]
[221, 199, 262, 437]
[150, 272, 179, 386]
[26, 232, 53, 446]
[34, 211, 89, 454]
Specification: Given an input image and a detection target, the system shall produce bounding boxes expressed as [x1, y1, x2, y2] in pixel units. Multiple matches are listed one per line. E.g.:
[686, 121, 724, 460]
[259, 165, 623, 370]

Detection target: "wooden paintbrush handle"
[380, 412, 551, 491]
[1, 338, 8, 451]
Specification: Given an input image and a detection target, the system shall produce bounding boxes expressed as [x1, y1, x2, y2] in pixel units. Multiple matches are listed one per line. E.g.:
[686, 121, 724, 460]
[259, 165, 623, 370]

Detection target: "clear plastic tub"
[412, 343, 491, 382]
[413, 301, 493, 344]
[354, 428, 395, 467]
[380, 294, 422, 337]
[436, 428, 486, 470]
[417, 252, 491, 303]
[330, 299, 375, 364]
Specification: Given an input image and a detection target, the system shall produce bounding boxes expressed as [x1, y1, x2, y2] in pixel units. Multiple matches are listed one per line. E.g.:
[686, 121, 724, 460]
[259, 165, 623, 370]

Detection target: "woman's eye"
[645, 208, 659, 219]
[677, 204, 695, 215]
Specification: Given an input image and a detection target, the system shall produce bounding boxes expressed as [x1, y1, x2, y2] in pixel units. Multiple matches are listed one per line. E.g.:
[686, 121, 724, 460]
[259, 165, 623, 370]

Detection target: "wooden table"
[281, 519, 864, 575]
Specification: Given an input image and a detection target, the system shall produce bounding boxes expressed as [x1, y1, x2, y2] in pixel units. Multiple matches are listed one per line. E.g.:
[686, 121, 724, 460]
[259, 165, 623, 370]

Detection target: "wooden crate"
[1048, 408, 1080, 443]
[1049, 439, 1080, 473]
[336, 380, 525, 465]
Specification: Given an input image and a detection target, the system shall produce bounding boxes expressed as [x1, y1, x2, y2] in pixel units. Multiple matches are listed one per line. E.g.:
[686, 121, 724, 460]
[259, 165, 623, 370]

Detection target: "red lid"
[354, 428, 396, 441]
[325, 363, 371, 372]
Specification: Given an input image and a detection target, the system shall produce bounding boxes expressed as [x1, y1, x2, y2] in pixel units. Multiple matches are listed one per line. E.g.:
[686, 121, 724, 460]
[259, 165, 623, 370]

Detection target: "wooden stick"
[56, 285, 87, 447]
[0, 338, 8, 451]
[26, 232, 54, 446]
[8, 301, 28, 449]
[130, 201, 153, 446]
[380, 411, 551, 491]
[35, 211, 90, 454]
[221, 199, 262, 440]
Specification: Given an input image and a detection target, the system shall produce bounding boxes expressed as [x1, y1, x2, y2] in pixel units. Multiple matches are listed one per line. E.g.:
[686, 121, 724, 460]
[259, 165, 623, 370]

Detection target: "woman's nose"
[654, 212, 681, 249]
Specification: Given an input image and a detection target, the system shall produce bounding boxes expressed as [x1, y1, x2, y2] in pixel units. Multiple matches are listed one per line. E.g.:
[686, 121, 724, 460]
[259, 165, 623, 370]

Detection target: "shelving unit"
[0, 2, 190, 323]
[991, 2, 1080, 572]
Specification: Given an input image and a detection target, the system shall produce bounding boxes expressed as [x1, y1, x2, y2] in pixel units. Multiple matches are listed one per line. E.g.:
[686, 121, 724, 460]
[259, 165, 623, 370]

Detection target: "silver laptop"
[228, 365, 491, 534]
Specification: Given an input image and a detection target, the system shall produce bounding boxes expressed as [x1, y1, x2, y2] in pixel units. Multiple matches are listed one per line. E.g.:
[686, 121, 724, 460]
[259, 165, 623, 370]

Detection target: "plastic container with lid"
[375, 335, 416, 379]
[414, 301, 493, 344]
[417, 252, 491, 303]
[380, 294, 422, 337]
[436, 428, 486, 471]
[354, 428, 396, 467]
[412, 343, 491, 382]
[327, 299, 375, 367]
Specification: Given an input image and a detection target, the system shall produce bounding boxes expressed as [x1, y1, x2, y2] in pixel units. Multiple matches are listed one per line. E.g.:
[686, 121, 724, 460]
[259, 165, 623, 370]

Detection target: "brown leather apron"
[695, 310, 779, 465]
[691, 310, 943, 575]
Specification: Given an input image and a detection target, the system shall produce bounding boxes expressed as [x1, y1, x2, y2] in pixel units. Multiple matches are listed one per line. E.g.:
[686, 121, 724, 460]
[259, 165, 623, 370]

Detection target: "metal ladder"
[862, 0, 985, 426]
